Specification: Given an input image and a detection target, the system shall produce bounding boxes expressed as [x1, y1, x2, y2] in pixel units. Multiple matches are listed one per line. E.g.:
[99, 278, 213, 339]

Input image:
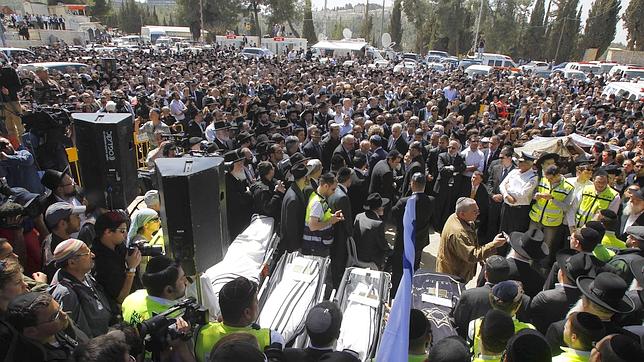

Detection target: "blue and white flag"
[376, 194, 416, 361]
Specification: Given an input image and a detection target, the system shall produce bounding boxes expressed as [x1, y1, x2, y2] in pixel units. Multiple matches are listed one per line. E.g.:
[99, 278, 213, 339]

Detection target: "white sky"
[312, 0, 631, 44]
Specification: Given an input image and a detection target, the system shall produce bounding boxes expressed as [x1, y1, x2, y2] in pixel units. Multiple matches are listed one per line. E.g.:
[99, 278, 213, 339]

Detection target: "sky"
[311, 0, 631, 44]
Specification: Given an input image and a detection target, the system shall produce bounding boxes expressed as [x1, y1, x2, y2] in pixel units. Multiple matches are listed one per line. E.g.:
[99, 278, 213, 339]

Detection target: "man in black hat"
[225, 149, 253, 241]
[352, 193, 390, 269]
[369, 150, 402, 209]
[348, 153, 369, 223]
[499, 152, 538, 235]
[391, 172, 434, 292]
[209, 121, 234, 151]
[506, 228, 548, 298]
[546, 272, 636, 355]
[195, 277, 283, 362]
[321, 124, 341, 172]
[530, 251, 588, 334]
[41, 167, 81, 211]
[282, 301, 343, 361]
[590, 333, 644, 362]
[328, 167, 353, 288]
[620, 187, 644, 238]
[279, 163, 309, 252]
[557, 312, 606, 361]
[473, 309, 515, 361]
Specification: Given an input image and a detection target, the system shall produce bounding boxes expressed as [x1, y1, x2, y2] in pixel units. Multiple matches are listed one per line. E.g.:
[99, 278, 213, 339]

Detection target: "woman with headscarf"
[127, 208, 163, 272]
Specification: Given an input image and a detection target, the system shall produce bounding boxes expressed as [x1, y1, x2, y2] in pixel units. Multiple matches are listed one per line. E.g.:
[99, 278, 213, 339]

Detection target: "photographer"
[0, 136, 43, 194]
[136, 108, 171, 149]
[32, 67, 62, 106]
[91, 211, 143, 305]
[121, 255, 194, 362]
[0, 59, 24, 148]
[48, 238, 114, 338]
[195, 276, 284, 362]
[126, 208, 164, 272]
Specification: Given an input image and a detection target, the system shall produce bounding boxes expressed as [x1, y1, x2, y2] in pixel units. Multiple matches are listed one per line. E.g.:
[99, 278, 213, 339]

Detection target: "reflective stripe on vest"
[195, 323, 271, 362]
[303, 191, 333, 244]
[472, 317, 535, 357]
[529, 177, 574, 227]
[575, 185, 618, 227]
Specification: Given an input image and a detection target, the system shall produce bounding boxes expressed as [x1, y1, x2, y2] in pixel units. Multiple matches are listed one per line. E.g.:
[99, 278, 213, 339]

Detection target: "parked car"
[520, 61, 550, 73]
[0, 47, 35, 60]
[458, 58, 482, 70]
[465, 65, 493, 78]
[241, 47, 274, 59]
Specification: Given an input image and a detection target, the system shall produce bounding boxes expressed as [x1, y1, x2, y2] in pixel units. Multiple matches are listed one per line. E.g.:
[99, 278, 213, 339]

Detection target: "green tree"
[546, 0, 580, 63]
[302, 0, 316, 43]
[118, 0, 144, 34]
[522, 0, 546, 59]
[266, 0, 302, 37]
[389, 0, 403, 50]
[331, 20, 344, 39]
[177, 0, 243, 40]
[90, 0, 110, 21]
[403, 0, 440, 53]
[362, 0, 374, 40]
[622, 0, 643, 50]
[151, 6, 159, 25]
[581, 0, 620, 56]
[436, 0, 469, 55]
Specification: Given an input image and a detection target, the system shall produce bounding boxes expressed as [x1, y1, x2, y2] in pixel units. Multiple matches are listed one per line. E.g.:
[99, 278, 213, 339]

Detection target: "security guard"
[529, 165, 574, 264]
[195, 277, 284, 362]
[593, 209, 626, 250]
[302, 172, 343, 257]
[567, 169, 620, 232]
[469, 281, 535, 357]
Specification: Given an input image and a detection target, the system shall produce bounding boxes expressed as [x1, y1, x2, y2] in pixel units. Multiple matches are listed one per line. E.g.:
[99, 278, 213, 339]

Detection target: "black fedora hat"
[556, 249, 596, 282]
[276, 118, 293, 130]
[509, 228, 549, 260]
[364, 193, 390, 210]
[576, 272, 636, 314]
[224, 149, 245, 164]
[536, 152, 559, 166]
[236, 131, 254, 145]
[289, 152, 310, 166]
[41, 166, 70, 191]
[213, 121, 230, 131]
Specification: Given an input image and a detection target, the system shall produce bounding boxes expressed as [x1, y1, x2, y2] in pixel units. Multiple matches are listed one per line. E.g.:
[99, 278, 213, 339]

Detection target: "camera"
[137, 297, 209, 359]
[128, 241, 164, 257]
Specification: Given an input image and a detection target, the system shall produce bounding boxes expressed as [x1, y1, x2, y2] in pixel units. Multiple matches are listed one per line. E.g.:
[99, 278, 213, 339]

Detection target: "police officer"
[567, 169, 620, 233]
[302, 172, 344, 257]
[529, 165, 575, 265]
[195, 277, 284, 362]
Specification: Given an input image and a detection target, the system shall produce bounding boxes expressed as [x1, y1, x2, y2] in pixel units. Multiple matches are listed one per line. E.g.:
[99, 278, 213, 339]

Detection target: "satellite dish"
[342, 28, 352, 39]
[317, 33, 327, 41]
[381, 33, 392, 48]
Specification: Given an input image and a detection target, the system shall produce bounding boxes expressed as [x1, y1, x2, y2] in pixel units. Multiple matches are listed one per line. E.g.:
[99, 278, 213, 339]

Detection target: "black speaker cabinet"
[72, 113, 138, 210]
[155, 157, 228, 275]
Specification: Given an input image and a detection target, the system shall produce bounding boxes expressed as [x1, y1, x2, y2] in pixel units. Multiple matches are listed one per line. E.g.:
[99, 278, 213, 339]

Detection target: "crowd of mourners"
[0, 42, 643, 362]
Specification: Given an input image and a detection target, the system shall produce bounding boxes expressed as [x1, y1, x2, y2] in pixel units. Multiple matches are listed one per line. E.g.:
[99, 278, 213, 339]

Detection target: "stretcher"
[334, 267, 392, 361]
[412, 270, 465, 342]
[257, 251, 330, 346]
[199, 215, 279, 318]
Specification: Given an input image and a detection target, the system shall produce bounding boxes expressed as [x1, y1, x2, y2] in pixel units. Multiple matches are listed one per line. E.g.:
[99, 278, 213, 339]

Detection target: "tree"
[302, 0, 316, 43]
[522, 0, 546, 59]
[118, 0, 144, 34]
[581, 0, 620, 56]
[266, 0, 302, 37]
[151, 6, 159, 25]
[389, 0, 403, 50]
[361, 0, 374, 40]
[436, 0, 469, 55]
[403, 0, 440, 53]
[546, 0, 580, 63]
[622, 0, 643, 50]
[177, 0, 243, 39]
[331, 20, 344, 39]
[91, 0, 110, 21]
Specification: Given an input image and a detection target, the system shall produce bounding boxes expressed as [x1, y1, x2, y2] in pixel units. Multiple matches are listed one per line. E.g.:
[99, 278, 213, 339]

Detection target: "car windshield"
[623, 69, 644, 79]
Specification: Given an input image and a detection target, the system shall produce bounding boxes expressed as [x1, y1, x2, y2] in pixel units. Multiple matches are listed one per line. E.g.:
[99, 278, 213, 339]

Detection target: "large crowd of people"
[0, 43, 643, 361]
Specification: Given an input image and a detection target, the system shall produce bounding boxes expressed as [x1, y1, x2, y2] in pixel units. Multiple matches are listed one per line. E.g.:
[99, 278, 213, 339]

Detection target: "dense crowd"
[0, 43, 643, 362]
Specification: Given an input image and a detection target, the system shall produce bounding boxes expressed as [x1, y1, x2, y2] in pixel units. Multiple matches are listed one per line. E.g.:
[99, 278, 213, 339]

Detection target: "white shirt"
[204, 122, 216, 142]
[461, 148, 485, 177]
[625, 210, 644, 232]
[169, 99, 186, 121]
[499, 169, 538, 206]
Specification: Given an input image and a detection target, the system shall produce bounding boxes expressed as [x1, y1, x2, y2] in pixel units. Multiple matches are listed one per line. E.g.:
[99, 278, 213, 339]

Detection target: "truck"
[141, 26, 194, 44]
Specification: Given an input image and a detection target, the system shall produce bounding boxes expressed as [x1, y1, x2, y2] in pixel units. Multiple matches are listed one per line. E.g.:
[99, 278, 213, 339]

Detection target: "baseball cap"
[45, 202, 86, 228]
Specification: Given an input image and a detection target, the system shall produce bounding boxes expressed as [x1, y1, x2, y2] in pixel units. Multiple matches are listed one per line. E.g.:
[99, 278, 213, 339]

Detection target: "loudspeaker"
[155, 157, 228, 275]
[72, 113, 138, 210]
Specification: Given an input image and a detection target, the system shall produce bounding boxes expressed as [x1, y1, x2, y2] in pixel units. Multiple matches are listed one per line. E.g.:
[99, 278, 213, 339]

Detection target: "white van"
[472, 53, 517, 68]
[564, 62, 601, 74]
[602, 81, 644, 101]
[465, 64, 493, 78]
[609, 65, 644, 80]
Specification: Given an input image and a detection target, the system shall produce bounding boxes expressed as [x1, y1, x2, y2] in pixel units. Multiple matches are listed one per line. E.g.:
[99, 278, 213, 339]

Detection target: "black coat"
[279, 183, 307, 252]
[187, 120, 205, 139]
[433, 152, 466, 230]
[225, 172, 253, 240]
[483, 147, 501, 173]
[369, 159, 397, 201]
[302, 140, 323, 161]
[348, 170, 369, 222]
[333, 144, 354, 168]
[425, 146, 445, 194]
[452, 283, 532, 338]
[368, 147, 387, 173]
[387, 135, 409, 155]
[391, 193, 434, 292]
[401, 159, 423, 197]
[328, 184, 352, 287]
[546, 318, 624, 356]
[353, 210, 389, 267]
[506, 257, 545, 299]
[529, 285, 582, 334]
[282, 347, 334, 362]
[250, 179, 284, 221]
[321, 136, 341, 171]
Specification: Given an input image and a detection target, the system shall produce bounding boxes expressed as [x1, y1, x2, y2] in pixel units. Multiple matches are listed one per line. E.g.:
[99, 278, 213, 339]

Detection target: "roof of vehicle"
[466, 65, 493, 71]
[18, 62, 88, 68]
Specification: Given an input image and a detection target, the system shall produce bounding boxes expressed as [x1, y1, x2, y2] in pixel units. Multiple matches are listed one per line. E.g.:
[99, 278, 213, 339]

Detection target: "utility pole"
[380, 0, 385, 47]
[472, 0, 484, 56]
[554, 18, 566, 64]
[324, 0, 328, 37]
[199, 0, 204, 41]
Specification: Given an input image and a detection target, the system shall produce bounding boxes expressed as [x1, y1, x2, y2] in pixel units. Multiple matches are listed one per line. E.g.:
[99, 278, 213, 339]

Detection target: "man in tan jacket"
[436, 197, 507, 282]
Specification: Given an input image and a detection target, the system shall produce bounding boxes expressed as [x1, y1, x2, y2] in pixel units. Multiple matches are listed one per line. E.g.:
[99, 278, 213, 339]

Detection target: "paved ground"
[386, 227, 481, 289]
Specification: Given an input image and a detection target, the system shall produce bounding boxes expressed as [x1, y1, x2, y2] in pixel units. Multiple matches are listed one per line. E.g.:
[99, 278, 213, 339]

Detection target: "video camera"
[137, 297, 209, 358]
[127, 241, 164, 257]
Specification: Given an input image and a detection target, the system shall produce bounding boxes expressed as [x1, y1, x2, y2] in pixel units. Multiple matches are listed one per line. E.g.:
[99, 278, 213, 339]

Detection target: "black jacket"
[387, 135, 409, 155]
[401, 159, 423, 197]
[333, 144, 354, 168]
[321, 136, 341, 171]
[225, 172, 253, 240]
[369, 159, 396, 201]
[279, 183, 307, 252]
[353, 210, 388, 267]
[348, 170, 369, 222]
[529, 285, 582, 334]
[433, 152, 466, 194]
[506, 257, 545, 299]
[250, 178, 284, 221]
[302, 140, 323, 161]
[328, 184, 352, 287]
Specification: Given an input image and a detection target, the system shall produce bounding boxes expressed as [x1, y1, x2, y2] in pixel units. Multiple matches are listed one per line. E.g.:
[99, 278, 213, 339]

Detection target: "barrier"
[65, 147, 82, 186]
